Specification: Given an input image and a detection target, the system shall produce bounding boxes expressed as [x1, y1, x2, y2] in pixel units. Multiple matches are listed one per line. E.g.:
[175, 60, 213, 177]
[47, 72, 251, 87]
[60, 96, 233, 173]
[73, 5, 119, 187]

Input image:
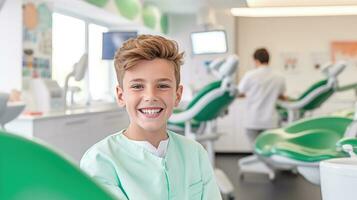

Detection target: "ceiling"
[144, 0, 357, 14]
[144, 0, 247, 14]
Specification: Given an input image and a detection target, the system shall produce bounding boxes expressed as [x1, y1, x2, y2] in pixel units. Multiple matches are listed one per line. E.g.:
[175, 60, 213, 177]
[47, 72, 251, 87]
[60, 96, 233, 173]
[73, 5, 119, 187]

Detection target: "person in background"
[80, 35, 222, 200]
[238, 48, 287, 146]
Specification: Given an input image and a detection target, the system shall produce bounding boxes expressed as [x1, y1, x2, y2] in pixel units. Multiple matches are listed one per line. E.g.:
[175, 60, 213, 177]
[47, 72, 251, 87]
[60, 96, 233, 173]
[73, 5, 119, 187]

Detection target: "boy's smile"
[116, 58, 182, 144]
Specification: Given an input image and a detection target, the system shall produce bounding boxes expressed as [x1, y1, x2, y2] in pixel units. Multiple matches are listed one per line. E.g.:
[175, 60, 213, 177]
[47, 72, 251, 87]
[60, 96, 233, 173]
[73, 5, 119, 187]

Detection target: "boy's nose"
[143, 87, 158, 101]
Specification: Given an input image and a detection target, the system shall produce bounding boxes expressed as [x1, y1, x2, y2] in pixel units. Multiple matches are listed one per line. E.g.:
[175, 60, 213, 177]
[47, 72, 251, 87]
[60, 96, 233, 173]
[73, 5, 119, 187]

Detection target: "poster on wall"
[22, 1, 52, 79]
[331, 41, 357, 67]
[280, 52, 299, 72]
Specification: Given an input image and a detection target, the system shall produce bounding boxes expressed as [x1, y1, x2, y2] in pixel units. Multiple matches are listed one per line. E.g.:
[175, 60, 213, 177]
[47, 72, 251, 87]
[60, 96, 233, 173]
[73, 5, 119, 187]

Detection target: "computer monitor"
[102, 31, 137, 60]
[190, 30, 228, 55]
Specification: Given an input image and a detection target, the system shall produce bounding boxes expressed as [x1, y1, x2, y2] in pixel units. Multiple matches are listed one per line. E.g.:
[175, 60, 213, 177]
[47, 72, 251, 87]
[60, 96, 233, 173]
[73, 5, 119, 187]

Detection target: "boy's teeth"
[141, 109, 161, 114]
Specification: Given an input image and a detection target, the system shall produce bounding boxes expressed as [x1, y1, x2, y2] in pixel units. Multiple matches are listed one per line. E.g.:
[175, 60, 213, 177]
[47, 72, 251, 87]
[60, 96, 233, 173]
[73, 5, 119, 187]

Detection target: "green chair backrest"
[276, 79, 334, 120]
[0, 131, 116, 200]
[185, 81, 236, 122]
[297, 79, 334, 111]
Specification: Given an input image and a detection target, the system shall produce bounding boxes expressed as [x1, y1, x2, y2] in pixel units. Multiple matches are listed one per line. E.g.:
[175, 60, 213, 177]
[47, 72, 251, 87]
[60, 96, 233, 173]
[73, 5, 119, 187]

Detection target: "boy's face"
[116, 58, 183, 133]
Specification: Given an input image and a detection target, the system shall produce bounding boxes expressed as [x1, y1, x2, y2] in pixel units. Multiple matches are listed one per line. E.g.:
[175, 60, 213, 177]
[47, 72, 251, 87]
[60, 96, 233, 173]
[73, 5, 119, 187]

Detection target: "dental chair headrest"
[219, 55, 239, 79]
[208, 57, 225, 72]
[322, 61, 346, 78]
[208, 55, 239, 79]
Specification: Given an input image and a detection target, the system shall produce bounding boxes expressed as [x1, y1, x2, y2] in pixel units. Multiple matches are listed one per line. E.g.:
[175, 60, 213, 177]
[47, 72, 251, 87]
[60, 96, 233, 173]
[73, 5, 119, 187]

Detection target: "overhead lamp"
[246, 0, 357, 8]
[231, 6, 357, 17]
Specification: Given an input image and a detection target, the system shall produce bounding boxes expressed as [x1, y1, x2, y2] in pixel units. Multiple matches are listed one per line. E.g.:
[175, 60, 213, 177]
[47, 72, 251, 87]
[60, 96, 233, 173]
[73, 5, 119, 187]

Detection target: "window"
[88, 23, 112, 101]
[52, 12, 114, 104]
[52, 13, 86, 103]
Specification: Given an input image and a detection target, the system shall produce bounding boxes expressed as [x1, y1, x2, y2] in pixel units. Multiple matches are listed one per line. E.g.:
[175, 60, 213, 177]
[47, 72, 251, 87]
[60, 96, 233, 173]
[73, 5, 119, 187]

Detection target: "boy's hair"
[114, 35, 184, 88]
[253, 48, 269, 64]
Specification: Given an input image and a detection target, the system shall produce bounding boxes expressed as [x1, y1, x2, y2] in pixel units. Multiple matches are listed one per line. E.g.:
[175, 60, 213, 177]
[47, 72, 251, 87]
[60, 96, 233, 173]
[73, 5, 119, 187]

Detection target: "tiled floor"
[216, 154, 322, 200]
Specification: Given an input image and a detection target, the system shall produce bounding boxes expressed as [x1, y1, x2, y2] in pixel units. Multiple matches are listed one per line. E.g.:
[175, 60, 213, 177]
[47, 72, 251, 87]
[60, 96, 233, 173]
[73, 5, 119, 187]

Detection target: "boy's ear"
[116, 85, 126, 107]
[174, 85, 183, 107]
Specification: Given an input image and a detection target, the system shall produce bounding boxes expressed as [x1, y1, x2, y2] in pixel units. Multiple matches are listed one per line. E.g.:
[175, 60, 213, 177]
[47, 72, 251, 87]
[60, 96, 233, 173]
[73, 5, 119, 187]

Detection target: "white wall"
[168, 10, 236, 100]
[237, 16, 357, 114]
[0, 0, 22, 92]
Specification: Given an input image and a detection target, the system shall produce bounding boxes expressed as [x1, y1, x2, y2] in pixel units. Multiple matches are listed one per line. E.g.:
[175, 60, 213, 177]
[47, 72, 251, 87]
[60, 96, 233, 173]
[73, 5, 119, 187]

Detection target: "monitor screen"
[191, 30, 228, 55]
[102, 31, 138, 60]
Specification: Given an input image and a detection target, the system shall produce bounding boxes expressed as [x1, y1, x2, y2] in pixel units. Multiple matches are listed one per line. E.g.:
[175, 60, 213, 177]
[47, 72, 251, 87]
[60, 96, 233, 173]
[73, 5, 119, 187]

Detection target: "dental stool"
[0, 93, 26, 130]
[277, 61, 346, 124]
[168, 55, 239, 199]
[0, 130, 116, 200]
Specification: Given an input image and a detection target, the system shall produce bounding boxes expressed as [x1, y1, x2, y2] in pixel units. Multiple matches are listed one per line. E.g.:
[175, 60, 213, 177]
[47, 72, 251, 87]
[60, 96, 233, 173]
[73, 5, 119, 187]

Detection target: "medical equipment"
[277, 61, 346, 123]
[241, 102, 357, 184]
[0, 130, 116, 200]
[168, 55, 238, 200]
[190, 30, 228, 55]
[0, 93, 25, 130]
[63, 53, 88, 108]
[238, 61, 347, 180]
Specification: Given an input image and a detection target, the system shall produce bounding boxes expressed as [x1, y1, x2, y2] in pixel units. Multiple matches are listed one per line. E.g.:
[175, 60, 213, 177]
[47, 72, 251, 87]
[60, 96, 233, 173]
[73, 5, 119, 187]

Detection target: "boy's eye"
[130, 84, 144, 89]
[158, 84, 171, 89]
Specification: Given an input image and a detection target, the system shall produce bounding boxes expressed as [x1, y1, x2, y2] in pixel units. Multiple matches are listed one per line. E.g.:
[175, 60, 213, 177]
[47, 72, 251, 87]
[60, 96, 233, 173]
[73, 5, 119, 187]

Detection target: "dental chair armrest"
[169, 108, 201, 123]
[169, 87, 227, 123]
[336, 138, 357, 154]
[277, 83, 332, 110]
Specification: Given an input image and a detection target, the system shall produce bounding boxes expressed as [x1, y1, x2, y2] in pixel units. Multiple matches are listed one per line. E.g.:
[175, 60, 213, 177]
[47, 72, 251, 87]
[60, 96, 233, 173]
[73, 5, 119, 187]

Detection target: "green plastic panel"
[160, 14, 169, 34]
[187, 81, 221, 109]
[186, 81, 235, 121]
[169, 80, 235, 127]
[255, 116, 353, 162]
[0, 131, 116, 200]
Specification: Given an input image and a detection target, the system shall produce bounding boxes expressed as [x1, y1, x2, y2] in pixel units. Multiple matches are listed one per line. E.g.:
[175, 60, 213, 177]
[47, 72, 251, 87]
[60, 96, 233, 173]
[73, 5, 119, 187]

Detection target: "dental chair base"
[238, 155, 275, 180]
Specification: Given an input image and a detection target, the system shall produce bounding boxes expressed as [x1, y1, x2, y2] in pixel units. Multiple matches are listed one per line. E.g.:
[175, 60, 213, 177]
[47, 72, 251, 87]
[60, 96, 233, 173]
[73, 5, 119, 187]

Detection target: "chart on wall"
[331, 41, 357, 66]
[22, 1, 52, 79]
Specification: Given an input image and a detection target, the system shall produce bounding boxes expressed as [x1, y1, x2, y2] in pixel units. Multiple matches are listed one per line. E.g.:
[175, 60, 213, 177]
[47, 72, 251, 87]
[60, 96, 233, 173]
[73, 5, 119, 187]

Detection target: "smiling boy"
[80, 35, 222, 200]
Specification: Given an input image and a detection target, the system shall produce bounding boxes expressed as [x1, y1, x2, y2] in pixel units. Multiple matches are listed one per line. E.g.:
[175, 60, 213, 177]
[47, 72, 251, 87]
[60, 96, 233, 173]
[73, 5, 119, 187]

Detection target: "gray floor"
[216, 154, 322, 200]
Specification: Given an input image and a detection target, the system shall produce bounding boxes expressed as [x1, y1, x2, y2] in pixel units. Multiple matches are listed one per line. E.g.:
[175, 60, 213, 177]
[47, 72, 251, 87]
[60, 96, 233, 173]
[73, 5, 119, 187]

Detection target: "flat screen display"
[191, 30, 228, 55]
[102, 31, 137, 60]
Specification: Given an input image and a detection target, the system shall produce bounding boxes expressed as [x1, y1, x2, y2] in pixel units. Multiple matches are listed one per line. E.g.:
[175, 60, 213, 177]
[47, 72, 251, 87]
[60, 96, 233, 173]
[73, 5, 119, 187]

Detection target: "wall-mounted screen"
[191, 30, 228, 55]
[102, 31, 137, 60]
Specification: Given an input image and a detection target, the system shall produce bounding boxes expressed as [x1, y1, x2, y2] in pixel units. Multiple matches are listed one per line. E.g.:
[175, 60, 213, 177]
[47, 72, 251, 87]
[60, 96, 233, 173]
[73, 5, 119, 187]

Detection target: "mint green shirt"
[80, 130, 222, 200]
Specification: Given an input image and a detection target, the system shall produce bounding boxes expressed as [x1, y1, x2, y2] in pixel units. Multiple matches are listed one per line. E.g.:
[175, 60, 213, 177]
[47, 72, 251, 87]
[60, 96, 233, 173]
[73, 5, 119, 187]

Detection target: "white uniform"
[238, 66, 285, 130]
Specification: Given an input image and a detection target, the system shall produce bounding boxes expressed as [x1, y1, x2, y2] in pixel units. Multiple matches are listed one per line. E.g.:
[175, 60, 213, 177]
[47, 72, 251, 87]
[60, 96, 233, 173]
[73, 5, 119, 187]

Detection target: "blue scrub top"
[80, 130, 222, 200]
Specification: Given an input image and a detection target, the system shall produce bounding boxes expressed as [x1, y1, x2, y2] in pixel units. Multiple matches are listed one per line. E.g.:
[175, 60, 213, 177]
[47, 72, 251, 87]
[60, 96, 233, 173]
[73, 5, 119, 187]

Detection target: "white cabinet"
[6, 106, 129, 164]
[214, 99, 252, 153]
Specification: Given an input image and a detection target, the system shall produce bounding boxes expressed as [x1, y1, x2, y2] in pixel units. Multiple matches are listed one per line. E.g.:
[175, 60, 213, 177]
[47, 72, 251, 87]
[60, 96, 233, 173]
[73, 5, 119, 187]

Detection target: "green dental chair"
[0, 131, 116, 200]
[168, 55, 239, 200]
[244, 102, 357, 184]
[277, 61, 346, 123]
